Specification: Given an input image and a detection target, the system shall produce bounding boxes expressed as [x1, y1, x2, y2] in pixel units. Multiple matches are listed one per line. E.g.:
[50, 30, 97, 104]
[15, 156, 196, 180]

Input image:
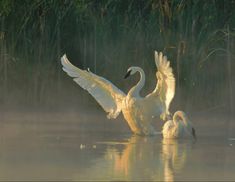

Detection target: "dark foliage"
[0, 0, 234, 112]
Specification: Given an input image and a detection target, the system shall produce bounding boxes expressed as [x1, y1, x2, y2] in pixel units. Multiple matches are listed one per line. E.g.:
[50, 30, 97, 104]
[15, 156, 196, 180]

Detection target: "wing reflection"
[102, 136, 160, 180]
[102, 136, 192, 181]
[74, 136, 193, 181]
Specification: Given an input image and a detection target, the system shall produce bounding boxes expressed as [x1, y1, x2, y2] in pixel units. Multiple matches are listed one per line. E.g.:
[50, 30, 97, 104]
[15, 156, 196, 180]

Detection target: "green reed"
[0, 0, 234, 112]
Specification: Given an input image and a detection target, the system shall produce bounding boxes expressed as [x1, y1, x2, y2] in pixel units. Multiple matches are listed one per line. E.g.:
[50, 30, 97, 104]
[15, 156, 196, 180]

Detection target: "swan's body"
[162, 111, 196, 139]
[61, 51, 175, 135]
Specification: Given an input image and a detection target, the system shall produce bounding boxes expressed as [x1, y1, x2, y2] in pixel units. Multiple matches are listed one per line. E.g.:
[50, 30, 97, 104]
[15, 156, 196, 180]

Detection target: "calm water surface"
[0, 110, 234, 181]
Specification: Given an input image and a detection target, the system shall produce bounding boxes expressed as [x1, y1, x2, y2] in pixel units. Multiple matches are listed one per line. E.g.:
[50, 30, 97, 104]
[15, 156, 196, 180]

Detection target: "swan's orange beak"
[124, 70, 131, 79]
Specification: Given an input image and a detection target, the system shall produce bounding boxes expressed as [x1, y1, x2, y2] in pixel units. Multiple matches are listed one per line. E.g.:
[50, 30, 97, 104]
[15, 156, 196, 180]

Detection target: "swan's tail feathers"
[154, 51, 176, 114]
[61, 54, 126, 119]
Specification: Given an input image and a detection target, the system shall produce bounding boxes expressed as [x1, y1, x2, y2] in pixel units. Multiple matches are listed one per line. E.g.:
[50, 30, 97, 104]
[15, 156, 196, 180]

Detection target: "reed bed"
[0, 0, 234, 113]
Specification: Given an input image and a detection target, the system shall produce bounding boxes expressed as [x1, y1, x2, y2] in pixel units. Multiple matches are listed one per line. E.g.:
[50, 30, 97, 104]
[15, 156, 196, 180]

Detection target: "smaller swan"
[162, 111, 196, 139]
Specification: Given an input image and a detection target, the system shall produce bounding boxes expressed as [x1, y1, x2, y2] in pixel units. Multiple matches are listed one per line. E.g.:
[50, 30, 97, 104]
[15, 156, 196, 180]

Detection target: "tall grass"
[0, 0, 234, 113]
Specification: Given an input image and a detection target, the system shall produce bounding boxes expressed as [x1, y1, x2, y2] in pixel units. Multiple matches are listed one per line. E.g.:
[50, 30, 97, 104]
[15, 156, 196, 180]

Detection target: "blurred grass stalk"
[0, 17, 8, 104]
[0, 0, 234, 112]
[226, 25, 234, 115]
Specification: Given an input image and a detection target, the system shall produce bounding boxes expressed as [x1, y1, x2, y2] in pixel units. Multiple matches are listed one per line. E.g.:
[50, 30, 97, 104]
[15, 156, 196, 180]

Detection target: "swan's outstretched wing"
[61, 55, 126, 119]
[147, 51, 175, 118]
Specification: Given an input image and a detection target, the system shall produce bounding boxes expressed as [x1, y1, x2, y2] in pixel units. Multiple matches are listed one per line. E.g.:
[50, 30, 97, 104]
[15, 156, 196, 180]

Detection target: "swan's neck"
[173, 111, 188, 127]
[128, 68, 145, 97]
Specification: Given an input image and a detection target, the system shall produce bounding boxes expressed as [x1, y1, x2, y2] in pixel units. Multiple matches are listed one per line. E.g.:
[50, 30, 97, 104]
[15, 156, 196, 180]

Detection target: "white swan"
[162, 111, 196, 139]
[61, 51, 175, 135]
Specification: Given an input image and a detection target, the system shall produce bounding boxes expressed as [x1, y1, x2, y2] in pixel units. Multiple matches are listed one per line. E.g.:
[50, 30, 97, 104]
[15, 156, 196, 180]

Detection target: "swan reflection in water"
[161, 138, 190, 181]
[101, 136, 193, 181]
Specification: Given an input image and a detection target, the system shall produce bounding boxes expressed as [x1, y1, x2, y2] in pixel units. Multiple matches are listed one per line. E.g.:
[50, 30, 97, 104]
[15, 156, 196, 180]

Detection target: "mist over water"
[0, 1, 235, 181]
[0, 108, 235, 181]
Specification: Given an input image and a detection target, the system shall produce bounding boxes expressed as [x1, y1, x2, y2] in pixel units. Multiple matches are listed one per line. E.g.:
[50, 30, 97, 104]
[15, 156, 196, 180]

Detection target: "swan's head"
[173, 111, 187, 122]
[124, 66, 141, 79]
[173, 111, 197, 140]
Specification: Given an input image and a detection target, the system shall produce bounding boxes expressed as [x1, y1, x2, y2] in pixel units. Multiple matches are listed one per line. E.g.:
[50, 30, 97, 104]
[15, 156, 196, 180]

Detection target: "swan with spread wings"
[61, 51, 175, 135]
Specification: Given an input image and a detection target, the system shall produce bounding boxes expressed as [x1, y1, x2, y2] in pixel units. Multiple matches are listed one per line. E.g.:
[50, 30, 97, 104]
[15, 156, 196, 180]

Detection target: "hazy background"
[0, 0, 234, 120]
[0, 1, 235, 181]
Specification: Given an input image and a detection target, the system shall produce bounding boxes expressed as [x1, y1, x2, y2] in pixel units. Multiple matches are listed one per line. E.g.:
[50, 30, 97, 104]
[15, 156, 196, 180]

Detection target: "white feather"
[162, 111, 196, 139]
[61, 51, 176, 135]
[61, 54, 125, 119]
[147, 51, 175, 119]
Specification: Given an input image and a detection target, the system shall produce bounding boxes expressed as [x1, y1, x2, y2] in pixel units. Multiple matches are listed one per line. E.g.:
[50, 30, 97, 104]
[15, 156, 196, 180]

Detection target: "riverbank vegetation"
[0, 0, 234, 113]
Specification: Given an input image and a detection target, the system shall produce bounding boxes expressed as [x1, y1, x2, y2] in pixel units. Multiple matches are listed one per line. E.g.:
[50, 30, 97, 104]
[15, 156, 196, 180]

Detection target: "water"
[0, 110, 235, 181]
